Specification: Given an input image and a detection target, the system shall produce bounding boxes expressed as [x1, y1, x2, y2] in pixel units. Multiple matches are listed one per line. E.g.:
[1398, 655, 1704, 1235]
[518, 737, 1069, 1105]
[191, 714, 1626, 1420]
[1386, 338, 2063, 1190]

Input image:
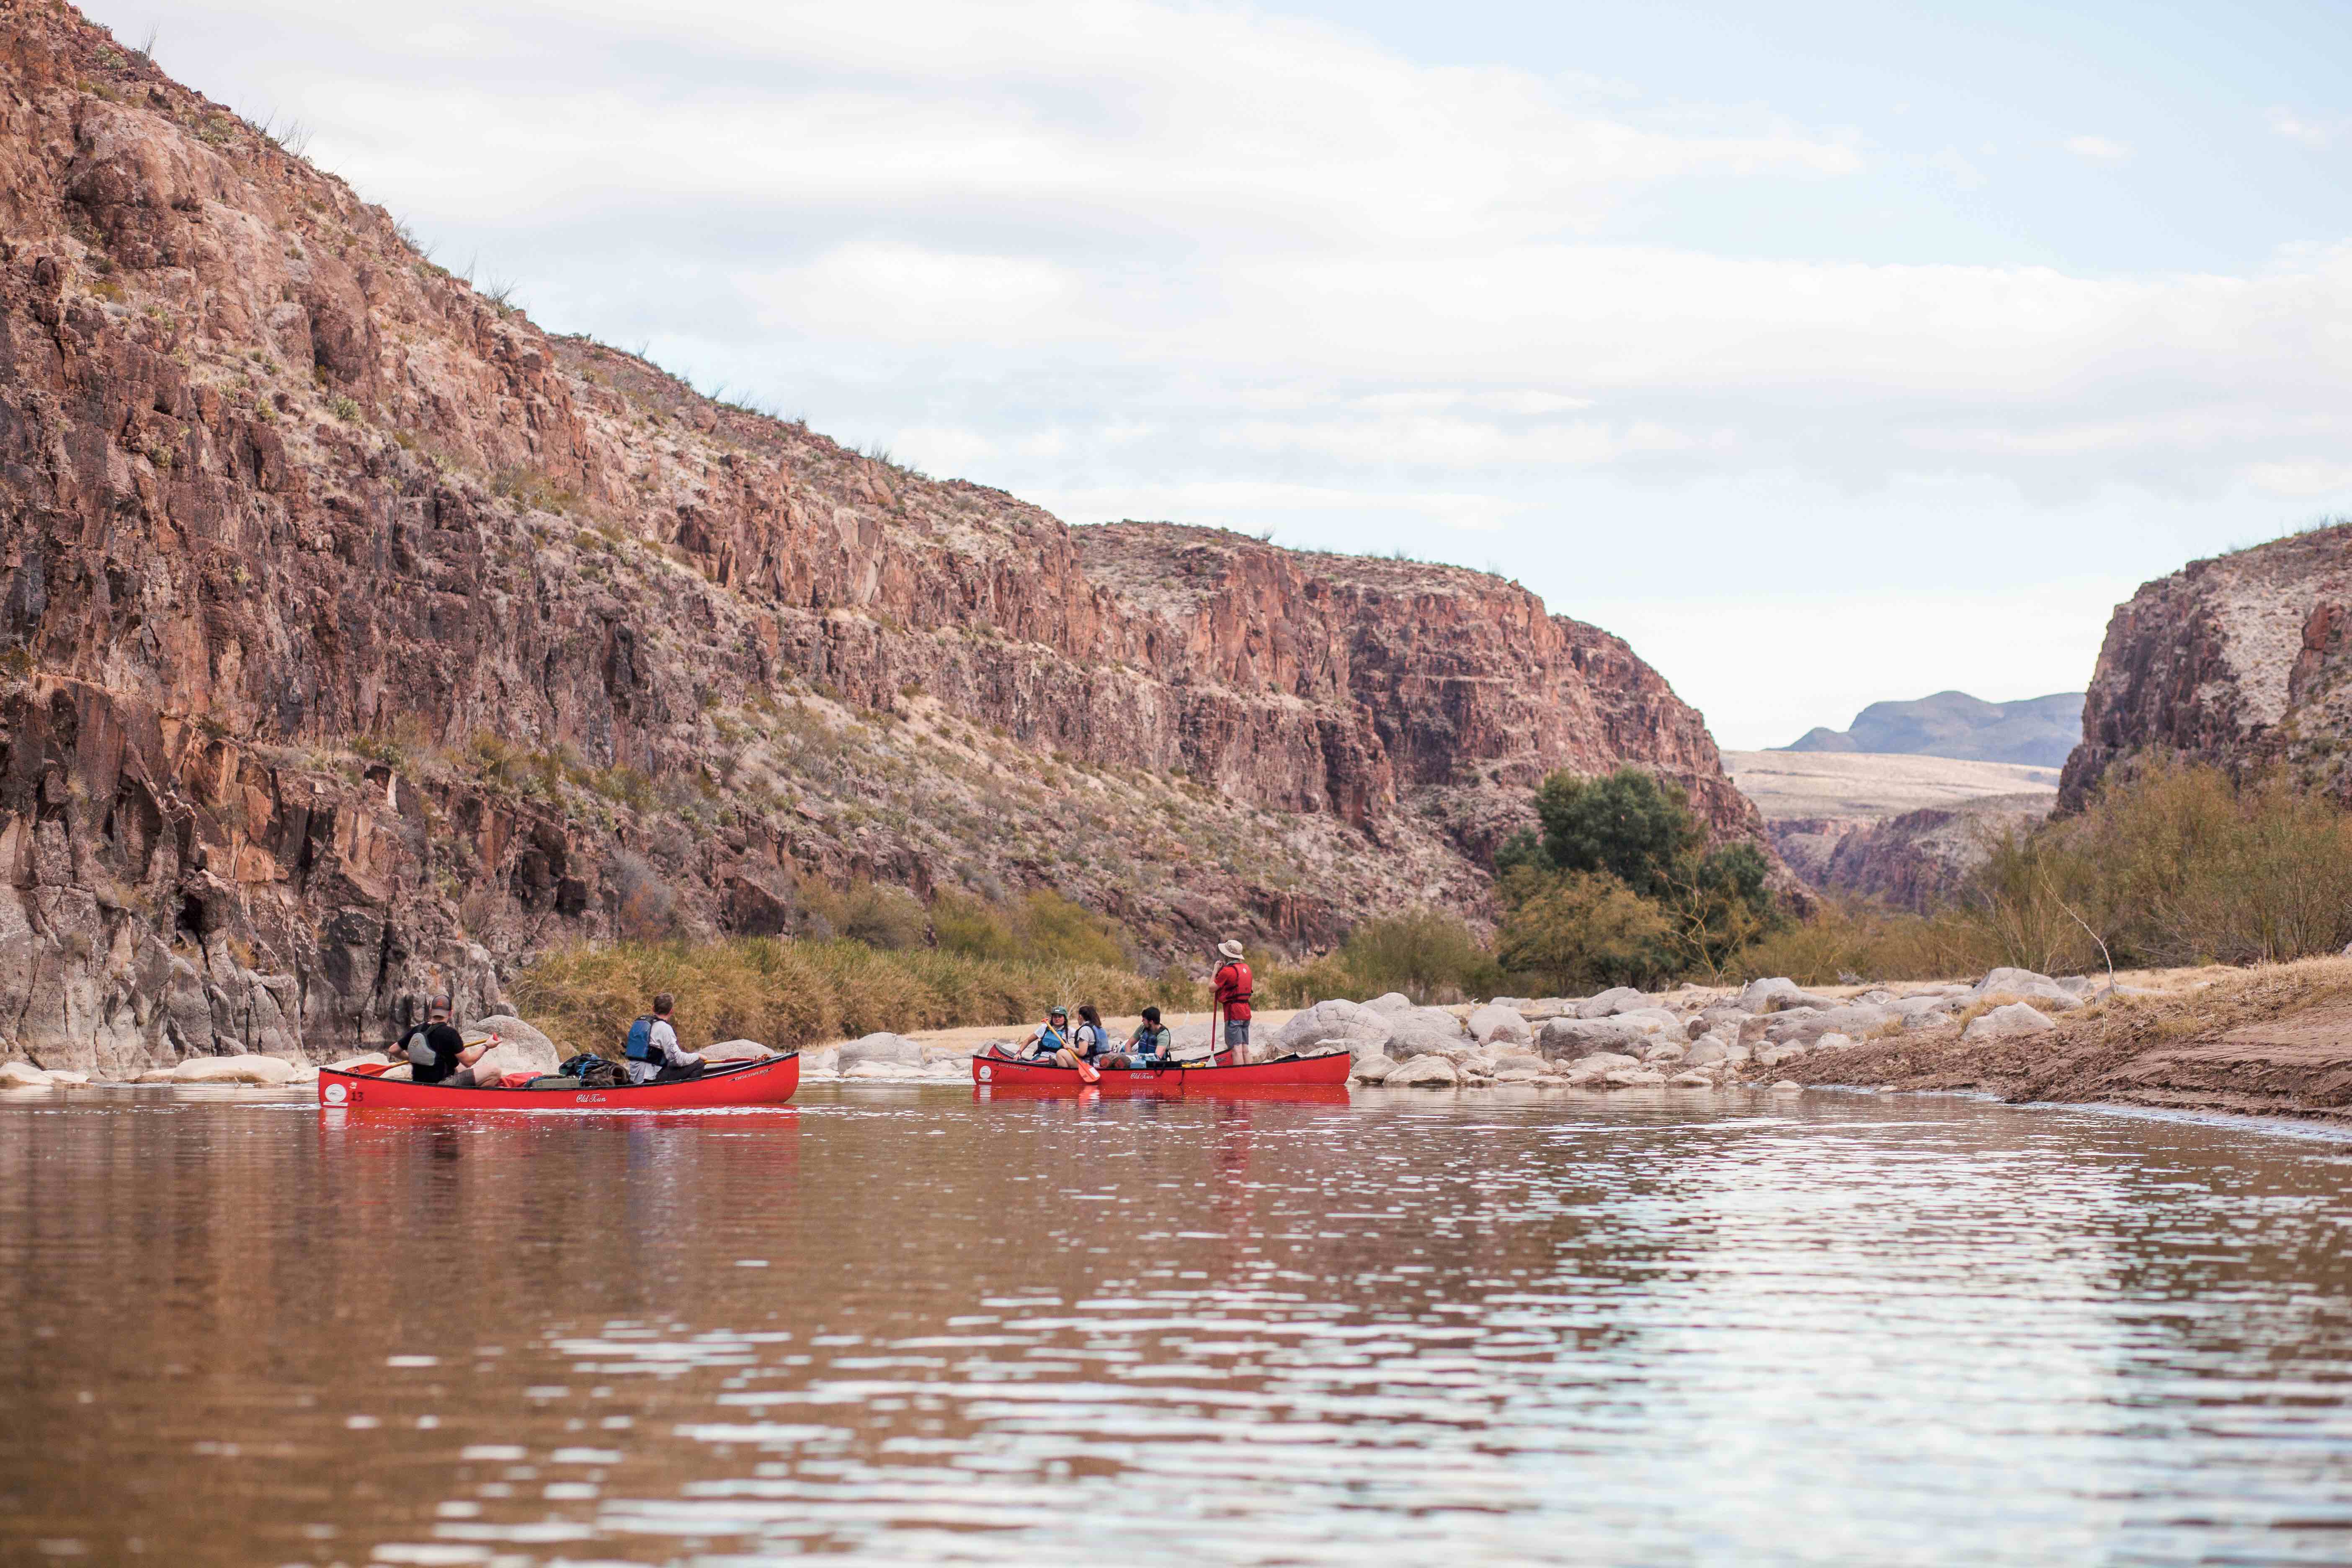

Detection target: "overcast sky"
[88, 0, 2352, 747]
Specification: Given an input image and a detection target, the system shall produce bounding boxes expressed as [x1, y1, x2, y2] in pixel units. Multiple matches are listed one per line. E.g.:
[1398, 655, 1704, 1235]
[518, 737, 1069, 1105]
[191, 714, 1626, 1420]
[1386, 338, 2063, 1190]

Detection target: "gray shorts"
[1224, 1019, 1250, 1048]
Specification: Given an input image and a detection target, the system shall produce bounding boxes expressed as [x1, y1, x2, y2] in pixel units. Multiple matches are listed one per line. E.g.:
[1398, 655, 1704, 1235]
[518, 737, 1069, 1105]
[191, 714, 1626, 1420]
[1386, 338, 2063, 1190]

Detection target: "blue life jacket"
[625, 1016, 658, 1063]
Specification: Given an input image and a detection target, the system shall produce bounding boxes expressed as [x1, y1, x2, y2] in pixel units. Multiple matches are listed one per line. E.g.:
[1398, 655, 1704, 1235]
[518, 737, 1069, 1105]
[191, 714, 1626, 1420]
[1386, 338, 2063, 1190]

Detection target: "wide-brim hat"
[1217, 939, 1245, 960]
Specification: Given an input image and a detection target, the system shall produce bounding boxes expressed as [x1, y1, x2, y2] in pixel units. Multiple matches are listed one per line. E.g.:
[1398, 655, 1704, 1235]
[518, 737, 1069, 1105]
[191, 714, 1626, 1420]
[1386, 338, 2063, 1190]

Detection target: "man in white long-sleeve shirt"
[626, 993, 706, 1085]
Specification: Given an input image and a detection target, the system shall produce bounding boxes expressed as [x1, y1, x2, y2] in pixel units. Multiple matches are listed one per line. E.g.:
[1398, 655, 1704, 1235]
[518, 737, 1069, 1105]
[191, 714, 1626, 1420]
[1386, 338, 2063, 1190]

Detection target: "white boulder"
[0, 1060, 52, 1088]
[1272, 1000, 1394, 1060]
[1363, 992, 1416, 1016]
[1350, 1054, 1398, 1084]
[1963, 1002, 2058, 1040]
[704, 1039, 776, 1062]
[1968, 968, 2082, 1012]
[1385, 1055, 1460, 1087]
[1464, 1004, 1532, 1047]
[1575, 986, 1650, 1019]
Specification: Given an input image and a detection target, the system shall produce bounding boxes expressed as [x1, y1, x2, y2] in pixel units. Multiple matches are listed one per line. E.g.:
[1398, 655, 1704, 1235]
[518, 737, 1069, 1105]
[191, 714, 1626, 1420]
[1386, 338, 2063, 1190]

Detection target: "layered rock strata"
[0, 5, 1764, 1071]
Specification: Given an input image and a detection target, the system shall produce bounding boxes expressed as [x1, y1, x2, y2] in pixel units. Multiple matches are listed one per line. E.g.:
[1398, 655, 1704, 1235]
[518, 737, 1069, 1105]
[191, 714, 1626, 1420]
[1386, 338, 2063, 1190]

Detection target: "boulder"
[469, 1015, 560, 1061]
[1669, 1071, 1717, 1088]
[0, 1060, 52, 1088]
[1493, 1068, 1549, 1085]
[46, 1069, 89, 1085]
[328, 1052, 391, 1071]
[1465, 1004, 1532, 1047]
[705, 1039, 774, 1062]
[174, 1055, 299, 1086]
[1683, 1039, 1730, 1067]
[1642, 1041, 1687, 1065]
[1963, 1003, 2058, 1040]
[1364, 992, 1416, 1016]
[136, 1068, 179, 1084]
[467, 1032, 562, 1085]
[1350, 1054, 1398, 1084]
[1519, 998, 1575, 1020]
[802, 1046, 842, 1076]
[380, 1063, 414, 1081]
[1888, 995, 1963, 1025]
[1491, 1050, 1549, 1075]
[1537, 1017, 1645, 1061]
[1602, 1066, 1665, 1088]
[1166, 1022, 1219, 1060]
[1767, 1005, 1898, 1045]
[1271, 1001, 1393, 1060]
[1575, 986, 1650, 1019]
[838, 1032, 926, 1068]
[1736, 977, 1805, 1011]
[1968, 968, 2082, 1012]
[1771, 1079, 1803, 1092]
[1697, 1005, 1751, 1034]
[1612, 1008, 1689, 1043]
[1816, 1033, 1855, 1051]
[1385, 1055, 1460, 1087]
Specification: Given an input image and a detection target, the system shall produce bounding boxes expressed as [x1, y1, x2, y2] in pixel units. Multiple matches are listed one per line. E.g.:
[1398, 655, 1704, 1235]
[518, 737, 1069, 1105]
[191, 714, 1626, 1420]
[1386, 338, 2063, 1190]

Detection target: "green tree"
[1533, 767, 1702, 900]
[1495, 869, 1674, 991]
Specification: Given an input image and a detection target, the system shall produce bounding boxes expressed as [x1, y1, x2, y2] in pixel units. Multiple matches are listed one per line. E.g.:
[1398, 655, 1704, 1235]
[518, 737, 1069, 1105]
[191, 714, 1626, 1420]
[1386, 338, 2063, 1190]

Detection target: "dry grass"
[511, 936, 1204, 1054]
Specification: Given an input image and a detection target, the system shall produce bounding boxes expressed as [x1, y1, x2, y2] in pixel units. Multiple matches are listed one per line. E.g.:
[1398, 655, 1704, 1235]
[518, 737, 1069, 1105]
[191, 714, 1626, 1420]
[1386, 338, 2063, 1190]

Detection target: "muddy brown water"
[5, 1085, 2352, 1565]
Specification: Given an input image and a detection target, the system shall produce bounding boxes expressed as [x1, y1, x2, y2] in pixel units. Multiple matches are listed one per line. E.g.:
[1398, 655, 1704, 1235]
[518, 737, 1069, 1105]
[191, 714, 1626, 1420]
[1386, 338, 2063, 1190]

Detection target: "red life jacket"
[1213, 960, 1254, 1021]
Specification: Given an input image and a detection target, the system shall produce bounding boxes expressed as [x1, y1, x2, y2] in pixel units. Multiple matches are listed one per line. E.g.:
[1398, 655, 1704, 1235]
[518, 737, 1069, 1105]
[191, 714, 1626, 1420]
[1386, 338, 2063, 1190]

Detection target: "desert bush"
[931, 888, 1128, 967]
[1495, 869, 1674, 991]
[1725, 899, 2001, 986]
[512, 937, 838, 1056]
[1976, 760, 2352, 970]
[513, 936, 1202, 1054]
[797, 879, 925, 950]
[1258, 908, 1499, 1005]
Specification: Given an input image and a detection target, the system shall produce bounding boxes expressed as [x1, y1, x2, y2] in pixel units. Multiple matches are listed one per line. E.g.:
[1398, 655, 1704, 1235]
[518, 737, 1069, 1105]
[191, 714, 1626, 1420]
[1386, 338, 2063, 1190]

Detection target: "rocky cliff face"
[0, 4, 1764, 1071]
[2063, 524, 2352, 811]
[1765, 797, 2052, 912]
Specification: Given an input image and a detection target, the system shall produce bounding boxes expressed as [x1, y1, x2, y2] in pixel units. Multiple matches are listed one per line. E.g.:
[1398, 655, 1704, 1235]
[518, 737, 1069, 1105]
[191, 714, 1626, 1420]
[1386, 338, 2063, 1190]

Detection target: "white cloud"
[1029, 480, 1529, 533]
[2064, 135, 2133, 162]
[2245, 459, 2352, 498]
[2269, 108, 2347, 149]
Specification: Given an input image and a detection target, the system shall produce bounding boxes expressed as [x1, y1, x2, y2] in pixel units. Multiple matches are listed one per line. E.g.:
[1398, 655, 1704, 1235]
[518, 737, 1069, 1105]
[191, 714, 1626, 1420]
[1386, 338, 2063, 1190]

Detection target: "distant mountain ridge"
[1783, 691, 2085, 768]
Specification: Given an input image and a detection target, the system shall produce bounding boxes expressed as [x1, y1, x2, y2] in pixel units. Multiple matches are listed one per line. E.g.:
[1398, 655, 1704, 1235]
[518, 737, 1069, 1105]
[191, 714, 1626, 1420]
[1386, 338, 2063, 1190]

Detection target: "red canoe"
[970, 1050, 1351, 1092]
[317, 1052, 799, 1111]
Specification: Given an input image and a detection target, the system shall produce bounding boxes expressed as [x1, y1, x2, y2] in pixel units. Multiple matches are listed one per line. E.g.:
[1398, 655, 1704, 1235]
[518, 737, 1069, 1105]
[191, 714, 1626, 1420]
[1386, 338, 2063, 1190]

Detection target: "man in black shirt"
[405, 995, 487, 1086]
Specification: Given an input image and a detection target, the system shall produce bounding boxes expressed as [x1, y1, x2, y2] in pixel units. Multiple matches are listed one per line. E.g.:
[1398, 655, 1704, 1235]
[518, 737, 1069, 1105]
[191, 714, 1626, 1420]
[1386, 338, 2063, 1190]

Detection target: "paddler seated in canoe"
[402, 995, 494, 1087]
[1104, 1006, 1172, 1069]
[1012, 1003, 1101, 1083]
[624, 994, 707, 1085]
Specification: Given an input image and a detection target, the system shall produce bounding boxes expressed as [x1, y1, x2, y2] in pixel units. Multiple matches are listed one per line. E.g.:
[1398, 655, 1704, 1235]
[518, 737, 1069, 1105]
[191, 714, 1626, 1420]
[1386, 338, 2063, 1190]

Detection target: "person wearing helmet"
[1018, 1003, 1099, 1082]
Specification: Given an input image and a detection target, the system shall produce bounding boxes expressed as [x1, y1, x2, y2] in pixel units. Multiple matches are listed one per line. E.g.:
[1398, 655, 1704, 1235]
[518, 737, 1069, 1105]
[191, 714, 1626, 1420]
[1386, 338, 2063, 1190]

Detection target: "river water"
[4, 1084, 2352, 1566]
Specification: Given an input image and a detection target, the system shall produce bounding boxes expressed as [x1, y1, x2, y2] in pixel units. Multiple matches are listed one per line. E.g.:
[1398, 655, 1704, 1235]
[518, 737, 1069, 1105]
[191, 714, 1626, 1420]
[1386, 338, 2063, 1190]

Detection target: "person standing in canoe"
[1212, 940, 1253, 1061]
[624, 994, 706, 1085]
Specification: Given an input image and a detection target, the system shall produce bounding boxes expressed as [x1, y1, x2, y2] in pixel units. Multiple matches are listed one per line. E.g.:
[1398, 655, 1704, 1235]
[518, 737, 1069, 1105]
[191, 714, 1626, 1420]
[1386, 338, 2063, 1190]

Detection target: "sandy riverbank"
[1768, 959, 2352, 1123]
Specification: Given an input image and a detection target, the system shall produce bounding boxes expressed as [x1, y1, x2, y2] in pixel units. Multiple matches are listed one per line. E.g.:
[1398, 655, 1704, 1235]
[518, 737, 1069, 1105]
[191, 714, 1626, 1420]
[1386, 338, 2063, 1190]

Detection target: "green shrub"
[1495, 869, 1673, 991]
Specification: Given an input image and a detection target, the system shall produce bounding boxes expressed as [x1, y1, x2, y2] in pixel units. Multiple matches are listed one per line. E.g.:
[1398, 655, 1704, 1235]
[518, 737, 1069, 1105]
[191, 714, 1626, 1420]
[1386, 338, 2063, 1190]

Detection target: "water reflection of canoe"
[315, 1052, 800, 1111]
[969, 1050, 1351, 1092]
